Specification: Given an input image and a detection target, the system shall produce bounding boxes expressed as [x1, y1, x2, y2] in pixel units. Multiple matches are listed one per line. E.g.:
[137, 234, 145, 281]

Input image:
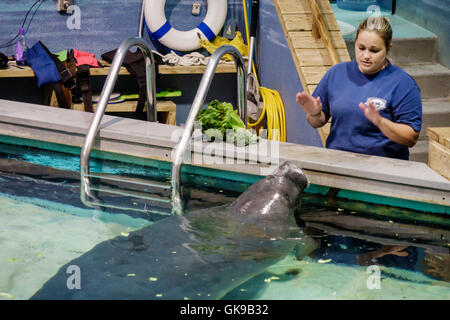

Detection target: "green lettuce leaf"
[196, 100, 257, 145]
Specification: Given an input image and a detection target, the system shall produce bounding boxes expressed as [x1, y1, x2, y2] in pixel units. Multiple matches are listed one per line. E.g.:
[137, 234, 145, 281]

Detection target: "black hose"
[0, 0, 46, 49]
[249, 0, 259, 38]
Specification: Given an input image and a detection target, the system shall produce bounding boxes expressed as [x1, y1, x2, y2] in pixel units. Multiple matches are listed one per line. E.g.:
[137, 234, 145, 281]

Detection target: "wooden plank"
[275, 0, 333, 14]
[0, 65, 34, 78]
[273, 1, 310, 94]
[71, 100, 176, 125]
[428, 139, 450, 180]
[0, 61, 238, 78]
[99, 61, 238, 75]
[427, 128, 440, 143]
[308, 0, 339, 65]
[318, 122, 331, 147]
[303, 66, 329, 84]
[307, 84, 318, 94]
[290, 31, 324, 49]
[159, 63, 237, 74]
[89, 66, 129, 76]
[316, 0, 334, 13]
[323, 12, 341, 31]
[275, 0, 312, 14]
[282, 13, 340, 32]
[163, 109, 177, 126]
[295, 48, 350, 66]
[427, 127, 450, 148]
[290, 31, 347, 49]
[154, 100, 177, 112]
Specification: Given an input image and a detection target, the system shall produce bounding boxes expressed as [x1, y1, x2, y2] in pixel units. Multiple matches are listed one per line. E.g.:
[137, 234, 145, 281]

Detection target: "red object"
[73, 49, 100, 67]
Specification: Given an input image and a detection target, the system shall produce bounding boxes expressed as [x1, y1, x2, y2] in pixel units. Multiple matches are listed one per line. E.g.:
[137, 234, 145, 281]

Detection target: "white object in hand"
[366, 97, 387, 110]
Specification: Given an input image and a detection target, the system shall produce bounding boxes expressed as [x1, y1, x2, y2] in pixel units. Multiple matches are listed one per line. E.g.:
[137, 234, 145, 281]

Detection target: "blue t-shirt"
[313, 60, 422, 160]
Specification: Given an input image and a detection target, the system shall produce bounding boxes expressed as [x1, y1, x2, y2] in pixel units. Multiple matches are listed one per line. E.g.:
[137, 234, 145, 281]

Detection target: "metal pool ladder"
[79, 37, 171, 215]
[171, 45, 247, 215]
[80, 39, 246, 216]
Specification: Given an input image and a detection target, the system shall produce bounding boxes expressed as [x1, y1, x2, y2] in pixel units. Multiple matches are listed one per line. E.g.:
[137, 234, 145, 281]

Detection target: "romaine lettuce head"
[196, 100, 258, 145]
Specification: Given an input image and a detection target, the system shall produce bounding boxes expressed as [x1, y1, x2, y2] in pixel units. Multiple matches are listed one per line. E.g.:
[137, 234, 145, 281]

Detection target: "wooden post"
[308, 0, 339, 66]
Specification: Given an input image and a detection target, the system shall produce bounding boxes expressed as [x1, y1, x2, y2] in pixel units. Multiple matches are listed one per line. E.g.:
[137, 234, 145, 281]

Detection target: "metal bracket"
[57, 0, 74, 13]
[192, 1, 201, 16]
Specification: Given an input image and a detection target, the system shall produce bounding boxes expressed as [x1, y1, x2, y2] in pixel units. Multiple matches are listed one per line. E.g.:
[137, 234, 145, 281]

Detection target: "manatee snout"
[274, 161, 309, 191]
[229, 161, 308, 216]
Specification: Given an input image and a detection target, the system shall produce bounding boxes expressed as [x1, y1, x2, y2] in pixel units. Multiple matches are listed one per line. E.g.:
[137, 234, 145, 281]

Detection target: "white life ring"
[144, 0, 227, 52]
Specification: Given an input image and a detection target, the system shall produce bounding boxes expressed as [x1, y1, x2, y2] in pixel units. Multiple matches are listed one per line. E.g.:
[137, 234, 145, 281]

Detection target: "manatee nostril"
[285, 268, 301, 276]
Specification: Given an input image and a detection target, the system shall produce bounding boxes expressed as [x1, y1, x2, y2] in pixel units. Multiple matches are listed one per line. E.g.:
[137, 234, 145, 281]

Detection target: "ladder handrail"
[171, 45, 247, 215]
[80, 37, 157, 206]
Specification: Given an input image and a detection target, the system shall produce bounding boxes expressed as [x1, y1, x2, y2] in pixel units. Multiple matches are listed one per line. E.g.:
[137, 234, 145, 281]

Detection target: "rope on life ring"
[144, 0, 228, 52]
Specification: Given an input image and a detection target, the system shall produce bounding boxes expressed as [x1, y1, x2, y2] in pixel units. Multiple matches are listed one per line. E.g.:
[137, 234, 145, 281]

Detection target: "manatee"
[31, 161, 309, 300]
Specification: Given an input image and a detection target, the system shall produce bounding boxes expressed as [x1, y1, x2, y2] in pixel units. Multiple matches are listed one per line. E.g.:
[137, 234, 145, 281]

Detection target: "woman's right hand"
[296, 91, 322, 116]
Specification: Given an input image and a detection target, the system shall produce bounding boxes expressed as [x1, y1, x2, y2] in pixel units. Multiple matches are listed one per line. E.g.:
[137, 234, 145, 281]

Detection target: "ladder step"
[86, 172, 171, 190]
[82, 172, 174, 216]
[83, 198, 173, 216]
[89, 185, 171, 204]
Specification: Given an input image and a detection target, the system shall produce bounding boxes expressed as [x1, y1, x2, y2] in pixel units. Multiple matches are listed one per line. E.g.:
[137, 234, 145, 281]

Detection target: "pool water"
[0, 193, 150, 300]
[224, 207, 450, 299]
[0, 143, 449, 300]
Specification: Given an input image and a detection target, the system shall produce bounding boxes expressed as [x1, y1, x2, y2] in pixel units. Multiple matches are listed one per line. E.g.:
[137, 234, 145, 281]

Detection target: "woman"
[296, 17, 422, 160]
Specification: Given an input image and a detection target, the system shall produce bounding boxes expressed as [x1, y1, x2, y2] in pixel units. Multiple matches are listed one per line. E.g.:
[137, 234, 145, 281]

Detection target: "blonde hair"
[356, 17, 393, 53]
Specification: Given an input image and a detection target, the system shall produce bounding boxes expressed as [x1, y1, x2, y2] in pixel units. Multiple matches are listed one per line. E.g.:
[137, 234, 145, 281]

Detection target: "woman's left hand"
[359, 102, 382, 127]
[358, 101, 419, 147]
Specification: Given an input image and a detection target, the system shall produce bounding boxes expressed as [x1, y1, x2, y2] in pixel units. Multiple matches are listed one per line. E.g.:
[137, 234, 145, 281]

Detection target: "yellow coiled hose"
[243, 0, 286, 142]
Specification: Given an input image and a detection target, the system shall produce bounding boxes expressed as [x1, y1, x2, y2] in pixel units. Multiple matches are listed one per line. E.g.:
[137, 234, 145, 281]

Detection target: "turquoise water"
[331, 3, 437, 40]
[0, 143, 449, 300]
[0, 193, 151, 300]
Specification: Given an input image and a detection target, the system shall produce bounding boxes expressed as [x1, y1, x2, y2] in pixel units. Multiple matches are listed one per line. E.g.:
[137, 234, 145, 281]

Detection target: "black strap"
[53, 82, 70, 109]
[102, 48, 160, 121]
[135, 75, 147, 114]
[0, 52, 8, 69]
[76, 64, 93, 112]
[39, 41, 76, 90]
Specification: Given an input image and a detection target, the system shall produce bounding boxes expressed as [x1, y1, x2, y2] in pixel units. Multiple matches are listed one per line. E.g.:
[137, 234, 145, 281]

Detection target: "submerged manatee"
[31, 161, 309, 300]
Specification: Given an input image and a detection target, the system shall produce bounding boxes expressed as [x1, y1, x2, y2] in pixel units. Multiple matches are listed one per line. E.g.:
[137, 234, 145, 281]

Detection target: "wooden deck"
[0, 60, 238, 78]
[427, 127, 450, 180]
[0, 59, 241, 125]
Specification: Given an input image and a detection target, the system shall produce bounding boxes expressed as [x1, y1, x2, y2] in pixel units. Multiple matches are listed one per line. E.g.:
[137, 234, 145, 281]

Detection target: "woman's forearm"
[359, 102, 420, 147]
[297, 92, 327, 128]
[377, 117, 419, 147]
[306, 111, 327, 128]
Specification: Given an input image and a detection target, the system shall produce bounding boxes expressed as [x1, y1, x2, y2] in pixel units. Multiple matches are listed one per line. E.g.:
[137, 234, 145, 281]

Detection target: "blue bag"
[26, 41, 60, 87]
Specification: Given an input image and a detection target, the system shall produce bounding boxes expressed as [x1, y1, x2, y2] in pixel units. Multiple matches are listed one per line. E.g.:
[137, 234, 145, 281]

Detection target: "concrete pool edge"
[0, 99, 449, 213]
